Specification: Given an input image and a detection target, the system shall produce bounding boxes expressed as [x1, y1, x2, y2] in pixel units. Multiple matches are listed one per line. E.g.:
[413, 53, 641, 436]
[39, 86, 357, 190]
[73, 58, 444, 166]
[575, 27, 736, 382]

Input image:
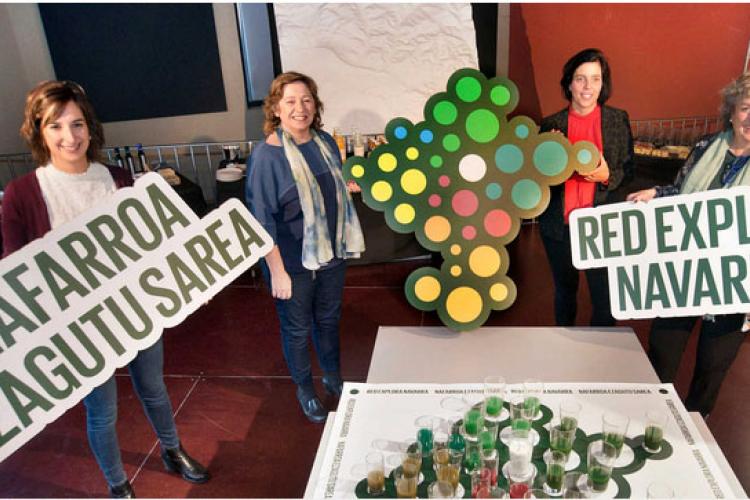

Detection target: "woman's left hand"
[584, 155, 610, 183]
[347, 180, 361, 193]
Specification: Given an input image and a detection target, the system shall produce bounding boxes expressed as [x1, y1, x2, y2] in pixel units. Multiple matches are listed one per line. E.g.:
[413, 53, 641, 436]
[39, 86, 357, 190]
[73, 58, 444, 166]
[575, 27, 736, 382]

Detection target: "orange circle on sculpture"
[490, 283, 509, 302]
[469, 245, 501, 277]
[414, 275, 441, 303]
[446, 287, 483, 323]
[424, 215, 451, 242]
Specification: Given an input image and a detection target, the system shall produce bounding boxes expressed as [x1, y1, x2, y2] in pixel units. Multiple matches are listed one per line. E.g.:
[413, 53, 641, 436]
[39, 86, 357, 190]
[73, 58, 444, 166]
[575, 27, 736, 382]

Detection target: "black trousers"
[541, 231, 616, 327]
[648, 314, 745, 416]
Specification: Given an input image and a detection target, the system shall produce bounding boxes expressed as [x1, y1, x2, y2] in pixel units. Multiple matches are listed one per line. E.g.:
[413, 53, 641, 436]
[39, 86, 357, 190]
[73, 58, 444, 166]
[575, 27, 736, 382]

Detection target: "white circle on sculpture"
[458, 154, 486, 182]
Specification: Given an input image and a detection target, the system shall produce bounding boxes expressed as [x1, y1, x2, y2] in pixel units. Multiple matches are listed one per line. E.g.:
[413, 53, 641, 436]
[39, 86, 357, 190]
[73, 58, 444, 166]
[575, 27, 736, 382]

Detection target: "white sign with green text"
[570, 187, 750, 319]
[0, 172, 273, 462]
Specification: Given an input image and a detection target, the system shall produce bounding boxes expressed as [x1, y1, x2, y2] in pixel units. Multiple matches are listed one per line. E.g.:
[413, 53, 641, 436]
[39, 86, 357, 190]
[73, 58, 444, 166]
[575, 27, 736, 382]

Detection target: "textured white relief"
[275, 3, 478, 134]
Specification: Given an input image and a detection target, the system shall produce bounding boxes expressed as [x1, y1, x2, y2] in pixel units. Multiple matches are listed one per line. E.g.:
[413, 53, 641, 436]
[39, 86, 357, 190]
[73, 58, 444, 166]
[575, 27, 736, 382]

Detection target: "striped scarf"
[278, 128, 365, 270]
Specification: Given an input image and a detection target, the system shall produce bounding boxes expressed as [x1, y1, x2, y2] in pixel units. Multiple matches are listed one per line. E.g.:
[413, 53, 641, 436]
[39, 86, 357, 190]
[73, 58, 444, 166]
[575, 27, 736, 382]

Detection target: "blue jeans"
[541, 231, 616, 327]
[268, 262, 346, 389]
[83, 338, 179, 486]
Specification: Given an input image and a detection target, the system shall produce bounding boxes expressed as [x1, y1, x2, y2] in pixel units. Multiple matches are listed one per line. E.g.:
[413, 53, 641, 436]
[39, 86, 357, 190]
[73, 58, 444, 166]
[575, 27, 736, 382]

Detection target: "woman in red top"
[538, 48, 634, 326]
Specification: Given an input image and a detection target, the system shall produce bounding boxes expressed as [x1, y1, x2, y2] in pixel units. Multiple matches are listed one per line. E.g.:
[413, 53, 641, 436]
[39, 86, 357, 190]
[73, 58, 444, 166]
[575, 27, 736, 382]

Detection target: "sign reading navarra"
[0, 172, 273, 462]
[570, 187, 750, 319]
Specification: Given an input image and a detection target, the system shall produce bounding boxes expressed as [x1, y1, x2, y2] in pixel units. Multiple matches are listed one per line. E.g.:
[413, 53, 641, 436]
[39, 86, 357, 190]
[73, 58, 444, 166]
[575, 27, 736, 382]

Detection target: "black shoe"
[161, 444, 211, 484]
[296, 386, 327, 423]
[322, 373, 344, 398]
[109, 480, 135, 498]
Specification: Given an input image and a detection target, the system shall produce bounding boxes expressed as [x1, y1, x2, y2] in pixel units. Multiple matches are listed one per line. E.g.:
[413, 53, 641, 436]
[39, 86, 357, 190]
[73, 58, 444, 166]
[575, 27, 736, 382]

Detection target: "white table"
[367, 326, 660, 383]
[305, 326, 746, 498]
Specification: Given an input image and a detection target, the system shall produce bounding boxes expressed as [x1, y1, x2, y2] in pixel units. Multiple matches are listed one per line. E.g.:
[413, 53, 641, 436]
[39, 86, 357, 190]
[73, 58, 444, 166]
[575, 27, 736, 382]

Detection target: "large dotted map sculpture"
[344, 68, 600, 331]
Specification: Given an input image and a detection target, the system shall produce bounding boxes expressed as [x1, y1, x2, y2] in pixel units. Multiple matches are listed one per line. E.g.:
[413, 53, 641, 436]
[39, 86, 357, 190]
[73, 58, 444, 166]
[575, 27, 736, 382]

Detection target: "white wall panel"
[275, 3, 478, 134]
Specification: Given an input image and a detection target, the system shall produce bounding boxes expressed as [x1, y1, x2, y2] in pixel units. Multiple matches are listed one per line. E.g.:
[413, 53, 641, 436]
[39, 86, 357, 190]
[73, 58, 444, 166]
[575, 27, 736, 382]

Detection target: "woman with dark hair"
[245, 72, 364, 423]
[628, 73, 750, 417]
[2, 80, 209, 498]
[539, 48, 634, 326]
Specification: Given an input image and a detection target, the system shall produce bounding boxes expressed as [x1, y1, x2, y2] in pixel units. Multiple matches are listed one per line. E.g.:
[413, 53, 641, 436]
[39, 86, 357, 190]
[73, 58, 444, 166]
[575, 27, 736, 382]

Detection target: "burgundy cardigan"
[1, 165, 133, 258]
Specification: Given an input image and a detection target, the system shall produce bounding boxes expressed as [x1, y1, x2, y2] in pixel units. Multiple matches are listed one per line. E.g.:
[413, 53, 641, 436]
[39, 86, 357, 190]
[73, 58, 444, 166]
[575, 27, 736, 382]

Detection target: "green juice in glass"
[417, 428, 433, 454]
[546, 463, 565, 491]
[644, 425, 663, 452]
[588, 466, 611, 492]
[561, 416, 578, 432]
[485, 396, 503, 417]
[524, 396, 540, 417]
[551, 435, 573, 457]
[511, 418, 531, 432]
[603, 432, 624, 457]
[448, 432, 465, 452]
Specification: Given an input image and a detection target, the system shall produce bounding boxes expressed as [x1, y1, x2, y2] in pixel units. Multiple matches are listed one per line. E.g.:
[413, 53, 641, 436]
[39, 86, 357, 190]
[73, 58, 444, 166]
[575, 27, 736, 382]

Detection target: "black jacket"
[538, 105, 634, 240]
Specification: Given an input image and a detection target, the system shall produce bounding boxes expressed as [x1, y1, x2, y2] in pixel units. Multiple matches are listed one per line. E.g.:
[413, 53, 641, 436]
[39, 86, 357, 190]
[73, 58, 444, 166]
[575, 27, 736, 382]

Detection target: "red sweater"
[1, 165, 133, 258]
[564, 106, 603, 223]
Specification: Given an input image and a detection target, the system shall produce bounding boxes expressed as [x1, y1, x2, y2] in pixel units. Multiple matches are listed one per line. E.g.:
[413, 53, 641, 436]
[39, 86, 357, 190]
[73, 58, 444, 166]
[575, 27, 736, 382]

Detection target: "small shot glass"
[559, 399, 582, 431]
[602, 412, 630, 458]
[365, 451, 385, 495]
[394, 467, 418, 498]
[543, 450, 566, 496]
[483, 376, 507, 421]
[587, 440, 616, 493]
[643, 410, 668, 454]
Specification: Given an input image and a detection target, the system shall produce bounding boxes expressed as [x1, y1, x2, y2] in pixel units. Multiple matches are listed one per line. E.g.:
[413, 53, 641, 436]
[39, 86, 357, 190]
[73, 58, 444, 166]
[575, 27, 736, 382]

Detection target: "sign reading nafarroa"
[570, 187, 750, 320]
[0, 172, 272, 462]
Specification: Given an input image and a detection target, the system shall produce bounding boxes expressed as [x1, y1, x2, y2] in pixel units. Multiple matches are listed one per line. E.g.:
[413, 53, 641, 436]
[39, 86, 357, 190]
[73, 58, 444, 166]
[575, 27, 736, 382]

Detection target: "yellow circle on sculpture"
[424, 215, 451, 242]
[450, 265, 462, 277]
[406, 147, 419, 160]
[378, 153, 398, 172]
[394, 203, 416, 224]
[446, 286, 483, 323]
[469, 245, 501, 277]
[371, 181, 393, 202]
[414, 276, 441, 303]
[351, 165, 365, 178]
[401, 169, 427, 195]
[450, 244, 461, 256]
[490, 283, 509, 302]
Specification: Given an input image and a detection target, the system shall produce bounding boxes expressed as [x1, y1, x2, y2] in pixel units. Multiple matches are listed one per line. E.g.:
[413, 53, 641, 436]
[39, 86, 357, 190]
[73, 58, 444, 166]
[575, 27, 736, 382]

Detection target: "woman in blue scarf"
[246, 72, 364, 423]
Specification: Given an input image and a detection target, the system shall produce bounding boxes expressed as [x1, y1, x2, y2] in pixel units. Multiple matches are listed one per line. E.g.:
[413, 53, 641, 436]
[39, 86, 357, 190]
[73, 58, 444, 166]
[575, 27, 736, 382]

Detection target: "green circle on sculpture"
[533, 141, 569, 176]
[491, 85, 511, 106]
[577, 149, 593, 164]
[433, 100, 458, 125]
[466, 109, 499, 143]
[486, 183, 502, 200]
[456, 76, 482, 103]
[512, 179, 542, 210]
[443, 134, 461, 152]
[515, 124, 529, 139]
[495, 144, 524, 174]
[430, 155, 444, 168]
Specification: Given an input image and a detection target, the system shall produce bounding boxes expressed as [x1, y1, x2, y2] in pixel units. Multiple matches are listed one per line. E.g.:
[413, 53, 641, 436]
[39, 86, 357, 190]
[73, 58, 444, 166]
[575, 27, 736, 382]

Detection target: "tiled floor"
[1, 223, 748, 498]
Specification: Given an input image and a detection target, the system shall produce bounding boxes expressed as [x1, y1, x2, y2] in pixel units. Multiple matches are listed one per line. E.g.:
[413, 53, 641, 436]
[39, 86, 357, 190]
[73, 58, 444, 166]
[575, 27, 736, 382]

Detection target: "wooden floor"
[1, 222, 748, 498]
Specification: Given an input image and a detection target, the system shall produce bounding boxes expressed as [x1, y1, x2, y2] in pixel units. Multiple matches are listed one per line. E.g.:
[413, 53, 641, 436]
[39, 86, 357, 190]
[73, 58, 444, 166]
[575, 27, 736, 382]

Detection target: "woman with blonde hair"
[2, 80, 209, 497]
[245, 72, 364, 423]
[628, 72, 750, 416]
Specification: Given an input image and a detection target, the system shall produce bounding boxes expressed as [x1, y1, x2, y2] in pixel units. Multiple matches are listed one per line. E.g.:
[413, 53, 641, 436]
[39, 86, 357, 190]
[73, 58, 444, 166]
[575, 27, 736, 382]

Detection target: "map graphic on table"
[311, 383, 739, 498]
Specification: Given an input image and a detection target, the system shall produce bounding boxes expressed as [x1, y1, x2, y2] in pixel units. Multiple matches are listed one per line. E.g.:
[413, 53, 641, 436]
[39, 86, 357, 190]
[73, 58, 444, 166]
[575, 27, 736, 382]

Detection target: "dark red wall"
[509, 3, 750, 122]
